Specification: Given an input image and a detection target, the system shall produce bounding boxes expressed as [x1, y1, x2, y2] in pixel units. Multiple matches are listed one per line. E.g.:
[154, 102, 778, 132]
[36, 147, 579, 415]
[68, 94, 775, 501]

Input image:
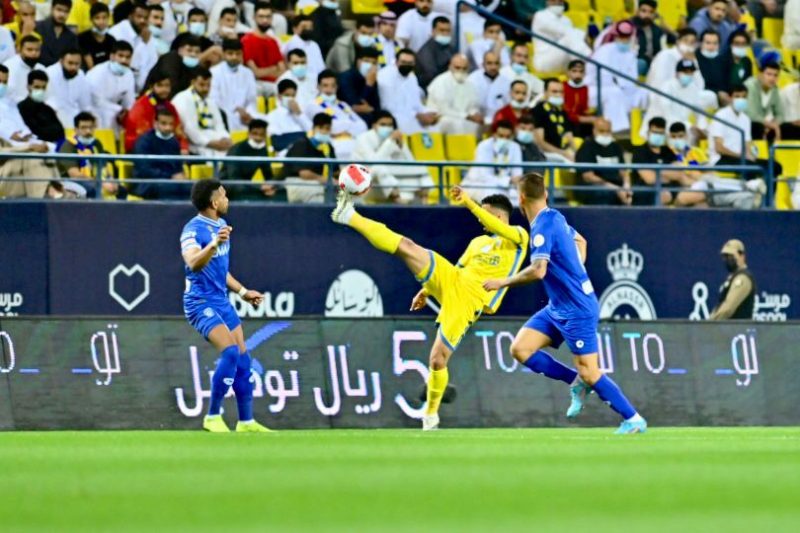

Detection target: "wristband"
[238, 287, 248, 297]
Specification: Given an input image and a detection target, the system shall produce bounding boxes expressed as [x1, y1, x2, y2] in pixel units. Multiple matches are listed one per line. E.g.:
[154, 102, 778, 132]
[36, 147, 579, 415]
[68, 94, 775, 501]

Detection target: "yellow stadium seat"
[775, 180, 793, 209]
[753, 139, 768, 159]
[570, 0, 591, 10]
[566, 11, 590, 31]
[408, 132, 447, 201]
[772, 141, 800, 210]
[267, 95, 276, 113]
[351, 0, 384, 15]
[630, 108, 645, 146]
[658, 0, 687, 31]
[257, 96, 267, 114]
[761, 18, 784, 50]
[593, 0, 629, 22]
[231, 130, 249, 144]
[190, 164, 215, 180]
[444, 134, 477, 162]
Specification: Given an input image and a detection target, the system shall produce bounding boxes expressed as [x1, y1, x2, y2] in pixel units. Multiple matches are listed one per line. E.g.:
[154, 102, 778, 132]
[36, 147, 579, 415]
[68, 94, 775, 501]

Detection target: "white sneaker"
[422, 413, 440, 431]
[745, 178, 767, 195]
[331, 190, 355, 224]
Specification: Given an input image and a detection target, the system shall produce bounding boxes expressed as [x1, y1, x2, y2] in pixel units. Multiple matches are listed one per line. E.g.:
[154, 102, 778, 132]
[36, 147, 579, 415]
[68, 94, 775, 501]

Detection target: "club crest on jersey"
[598, 244, 657, 320]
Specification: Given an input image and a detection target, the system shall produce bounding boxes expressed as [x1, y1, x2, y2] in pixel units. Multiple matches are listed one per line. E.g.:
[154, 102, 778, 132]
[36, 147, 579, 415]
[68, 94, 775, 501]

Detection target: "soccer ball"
[338, 164, 372, 196]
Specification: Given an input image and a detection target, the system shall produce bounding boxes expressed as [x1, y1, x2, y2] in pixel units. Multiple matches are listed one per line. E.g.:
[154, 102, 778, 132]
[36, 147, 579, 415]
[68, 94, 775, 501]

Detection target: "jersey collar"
[196, 214, 222, 226]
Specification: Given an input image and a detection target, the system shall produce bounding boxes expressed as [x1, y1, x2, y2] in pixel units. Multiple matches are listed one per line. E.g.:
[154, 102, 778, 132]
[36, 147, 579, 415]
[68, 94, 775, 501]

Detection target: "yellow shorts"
[416, 250, 486, 350]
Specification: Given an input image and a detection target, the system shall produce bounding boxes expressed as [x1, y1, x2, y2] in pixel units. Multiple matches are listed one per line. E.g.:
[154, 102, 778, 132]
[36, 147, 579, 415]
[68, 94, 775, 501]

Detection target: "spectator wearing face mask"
[284, 112, 337, 204]
[726, 30, 754, 92]
[532, 78, 577, 162]
[18, 70, 65, 144]
[496, 42, 543, 102]
[124, 71, 188, 153]
[207, 0, 258, 39]
[211, 39, 262, 132]
[744, 62, 783, 143]
[44, 47, 91, 130]
[3, 35, 45, 103]
[144, 34, 203, 99]
[109, 2, 158, 93]
[277, 48, 316, 108]
[85, 40, 135, 131]
[266, 78, 312, 155]
[631, 0, 663, 76]
[492, 80, 529, 131]
[575, 118, 630, 205]
[709, 239, 756, 320]
[416, 16, 454, 89]
[647, 27, 700, 89]
[337, 47, 381, 126]
[131, 107, 189, 200]
[377, 48, 438, 133]
[326, 16, 376, 74]
[170, 8, 217, 61]
[159, 0, 194, 46]
[219, 119, 285, 202]
[467, 20, 510, 71]
[352, 110, 433, 204]
[514, 114, 546, 166]
[77, 2, 116, 71]
[587, 21, 647, 134]
[304, 69, 368, 161]
[36, 0, 79, 67]
[427, 54, 482, 137]
[696, 29, 729, 104]
[689, 0, 736, 55]
[396, 0, 446, 53]
[282, 14, 325, 81]
[58, 111, 122, 199]
[631, 116, 695, 205]
[460, 119, 523, 202]
[532, 0, 590, 73]
[562, 59, 593, 139]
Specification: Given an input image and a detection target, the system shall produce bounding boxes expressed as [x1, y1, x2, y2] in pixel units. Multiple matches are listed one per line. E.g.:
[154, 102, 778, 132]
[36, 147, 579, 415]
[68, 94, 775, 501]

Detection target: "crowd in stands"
[0, 0, 798, 208]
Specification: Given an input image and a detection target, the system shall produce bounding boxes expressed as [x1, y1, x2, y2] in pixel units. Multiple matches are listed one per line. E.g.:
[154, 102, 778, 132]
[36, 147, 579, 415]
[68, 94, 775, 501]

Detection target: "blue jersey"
[529, 208, 598, 319]
[180, 214, 230, 301]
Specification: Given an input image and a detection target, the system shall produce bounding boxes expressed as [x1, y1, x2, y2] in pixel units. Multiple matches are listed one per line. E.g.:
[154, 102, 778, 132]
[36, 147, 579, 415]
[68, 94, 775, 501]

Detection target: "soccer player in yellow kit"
[332, 186, 528, 430]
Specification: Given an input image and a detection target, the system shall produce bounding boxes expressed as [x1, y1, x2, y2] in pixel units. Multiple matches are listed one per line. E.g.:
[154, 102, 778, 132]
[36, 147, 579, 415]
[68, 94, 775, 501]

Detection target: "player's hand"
[215, 226, 233, 245]
[410, 290, 427, 311]
[243, 290, 264, 306]
[483, 279, 507, 292]
[450, 186, 466, 205]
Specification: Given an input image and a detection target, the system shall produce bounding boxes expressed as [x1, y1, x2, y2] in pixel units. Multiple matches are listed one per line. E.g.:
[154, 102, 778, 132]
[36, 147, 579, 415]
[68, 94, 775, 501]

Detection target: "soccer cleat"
[203, 415, 231, 433]
[422, 413, 440, 431]
[614, 418, 648, 435]
[331, 190, 355, 225]
[566, 380, 592, 419]
[235, 420, 273, 433]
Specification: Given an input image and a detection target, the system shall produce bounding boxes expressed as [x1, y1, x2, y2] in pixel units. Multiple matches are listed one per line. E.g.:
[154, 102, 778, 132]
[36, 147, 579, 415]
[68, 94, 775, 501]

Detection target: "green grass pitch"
[1, 428, 799, 532]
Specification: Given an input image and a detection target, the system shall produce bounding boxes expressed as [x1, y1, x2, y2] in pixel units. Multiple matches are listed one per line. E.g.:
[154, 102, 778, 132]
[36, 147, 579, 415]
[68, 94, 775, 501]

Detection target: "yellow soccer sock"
[425, 367, 449, 415]
[349, 211, 403, 254]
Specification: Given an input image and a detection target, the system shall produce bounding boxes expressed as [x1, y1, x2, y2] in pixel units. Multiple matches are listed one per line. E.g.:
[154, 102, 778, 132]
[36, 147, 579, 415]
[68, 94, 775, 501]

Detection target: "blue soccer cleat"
[566, 380, 592, 419]
[614, 418, 648, 434]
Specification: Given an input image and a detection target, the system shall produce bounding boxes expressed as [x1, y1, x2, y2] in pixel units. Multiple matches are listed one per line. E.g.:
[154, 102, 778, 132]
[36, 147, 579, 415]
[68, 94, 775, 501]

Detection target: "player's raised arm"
[483, 258, 548, 291]
[451, 186, 526, 245]
[182, 226, 232, 272]
[226, 272, 264, 306]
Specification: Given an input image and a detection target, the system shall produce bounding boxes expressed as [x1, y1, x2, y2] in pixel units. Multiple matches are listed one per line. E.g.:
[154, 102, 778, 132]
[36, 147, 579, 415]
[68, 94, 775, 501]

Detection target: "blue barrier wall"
[1, 202, 798, 320]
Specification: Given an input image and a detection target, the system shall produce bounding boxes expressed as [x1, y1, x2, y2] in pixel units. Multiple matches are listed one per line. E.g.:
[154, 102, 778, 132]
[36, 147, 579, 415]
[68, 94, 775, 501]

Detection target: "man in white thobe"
[209, 42, 261, 132]
[85, 45, 136, 131]
[281, 15, 325, 81]
[460, 120, 522, 203]
[172, 69, 232, 156]
[467, 51, 503, 125]
[266, 79, 312, 156]
[109, 4, 159, 92]
[531, 0, 590, 73]
[396, 0, 447, 53]
[3, 38, 46, 103]
[44, 50, 92, 129]
[277, 49, 318, 108]
[426, 54, 482, 137]
[377, 49, 438, 134]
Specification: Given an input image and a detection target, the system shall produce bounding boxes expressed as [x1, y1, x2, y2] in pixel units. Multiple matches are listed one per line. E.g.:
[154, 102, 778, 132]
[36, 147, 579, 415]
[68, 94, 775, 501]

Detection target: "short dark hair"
[220, 7, 237, 18]
[639, 0, 657, 9]
[494, 119, 514, 133]
[677, 28, 697, 40]
[74, 111, 96, 128]
[518, 115, 535, 126]
[149, 69, 171, 84]
[700, 29, 720, 41]
[762, 61, 780, 73]
[432, 16, 450, 29]
[313, 112, 333, 128]
[649, 117, 667, 130]
[248, 119, 267, 131]
[317, 68, 336, 84]
[481, 194, 513, 216]
[60, 47, 82, 59]
[277, 78, 297, 93]
[191, 179, 222, 211]
[180, 34, 203, 49]
[192, 67, 212, 80]
[155, 106, 175, 121]
[254, 1, 272, 14]
[510, 80, 528, 91]
[355, 15, 374, 29]
[188, 7, 207, 20]
[20, 35, 41, 47]
[287, 48, 306, 61]
[149, 4, 164, 14]
[669, 122, 687, 134]
[730, 29, 750, 44]
[484, 19, 501, 31]
[519, 173, 545, 200]
[28, 70, 48, 84]
[374, 109, 396, 128]
[221, 38, 242, 51]
[710, 0, 728, 5]
[52, 0, 73, 10]
[397, 48, 415, 61]
[292, 14, 311, 29]
[0, 65, 8, 75]
[731, 83, 748, 95]
[567, 59, 585, 69]
[90, 2, 109, 17]
[543, 77, 561, 91]
[356, 46, 379, 60]
[130, 1, 148, 14]
[111, 40, 134, 54]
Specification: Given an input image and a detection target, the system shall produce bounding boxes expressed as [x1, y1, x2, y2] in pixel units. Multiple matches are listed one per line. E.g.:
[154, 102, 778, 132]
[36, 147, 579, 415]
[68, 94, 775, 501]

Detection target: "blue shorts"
[524, 306, 598, 355]
[184, 297, 241, 340]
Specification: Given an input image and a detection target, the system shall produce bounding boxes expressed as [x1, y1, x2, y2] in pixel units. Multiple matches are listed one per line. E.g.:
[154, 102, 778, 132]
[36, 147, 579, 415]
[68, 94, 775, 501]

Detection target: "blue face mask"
[732, 97, 748, 113]
[322, 0, 339, 9]
[291, 64, 307, 79]
[358, 61, 373, 77]
[511, 62, 526, 75]
[615, 41, 631, 53]
[189, 22, 206, 36]
[494, 138, 510, 153]
[516, 130, 533, 144]
[30, 88, 46, 103]
[648, 132, 666, 147]
[377, 125, 393, 140]
[0, 83, 7, 99]
[109, 61, 128, 76]
[434, 34, 451, 46]
[356, 34, 374, 48]
[321, 93, 336, 104]
[77, 135, 95, 146]
[678, 73, 693, 87]
[149, 24, 163, 38]
[313, 132, 331, 145]
[155, 129, 174, 140]
[669, 138, 687, 152]
[548, 96, 564, 107]
[182, 56, 200, 69]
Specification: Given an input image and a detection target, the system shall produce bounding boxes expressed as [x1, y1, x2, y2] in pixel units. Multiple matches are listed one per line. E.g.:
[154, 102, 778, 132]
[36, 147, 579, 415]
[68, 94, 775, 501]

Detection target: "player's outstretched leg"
[574, 355, 647, 434]
[232, 351, 271, 433]
[332, 192, 403, 254]
[423, 336, 453, 431]
[204, 343, 238, 433]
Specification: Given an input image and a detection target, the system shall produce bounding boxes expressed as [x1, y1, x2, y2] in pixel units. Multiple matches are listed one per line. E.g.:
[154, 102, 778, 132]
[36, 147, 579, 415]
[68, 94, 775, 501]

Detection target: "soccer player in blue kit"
[180, 180, 271, 433]
[484, 174, 647, 434]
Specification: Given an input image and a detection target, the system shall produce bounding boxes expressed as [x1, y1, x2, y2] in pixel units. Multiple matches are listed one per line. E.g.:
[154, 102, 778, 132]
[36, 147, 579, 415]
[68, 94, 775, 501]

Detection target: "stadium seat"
[594, 0, 629, 22]
[257, 96, 267, 115]
[566, 11, 590, 31]
[267, 95, 276, 113]
[231, 130, 248, 144]
[630, 108, 645, 146]
[659, 1, 687, 30]
[774, 143, 800, 208]
[444, 134, 477, 162]
[761, 18, 784, 50]
[189, 164, 215, 180]
[408, 132, 446, 202]
[351, 0, 384, 14]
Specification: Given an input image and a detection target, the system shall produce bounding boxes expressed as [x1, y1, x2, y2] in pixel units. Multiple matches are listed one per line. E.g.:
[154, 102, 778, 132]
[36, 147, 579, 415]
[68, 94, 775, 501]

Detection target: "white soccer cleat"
[422, 413, 440, 431]
[331, 190, 355, 225]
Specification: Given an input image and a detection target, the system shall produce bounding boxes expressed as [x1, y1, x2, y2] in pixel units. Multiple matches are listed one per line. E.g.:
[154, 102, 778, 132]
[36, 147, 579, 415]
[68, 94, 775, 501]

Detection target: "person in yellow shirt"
[331, 183, 528, 430]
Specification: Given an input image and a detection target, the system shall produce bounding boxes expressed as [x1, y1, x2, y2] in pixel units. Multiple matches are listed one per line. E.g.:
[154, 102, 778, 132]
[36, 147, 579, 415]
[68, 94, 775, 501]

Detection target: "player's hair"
[677, 27, 697, 40]
[356, 46, 379, 60]
[356, 15, 374, 29]
[221, 38, 242, 51]
[543, 77, 561, 91]
[484, 19, 501, 31]
[277, 78, 297, 93]
[669, 122, 687, 134]
[374, 110, 397, 128]
[192, 67, 212, 80]
[74, 111, 96, 127]
[20, 35, 41, 47]
[730, 83, 748, 95]
[287, 48, 307, 61]
[155, 106, 175, 121]
[567, 59, 585, 69]
[188, 7, 207, 20]
[220, 7, 237, 19]
[191, 179, 222, 211]
[313, 112, 333, 128]
[28, 70, 48, 84]
[248, 119, 267, 131]
[494, 119, 514, 133]
[481, 194, 513, 216]
[432, 16, 450, 29]
[111, 40, 134, 54]
[180, 34, 204, 49]
[292, 14, 311, 29]
[648, 116, 667, 130]
[254, 1, 272, 14]
[700, 29, 720, 41]
[52, 0, 72, 10]
[90, 2, 109, 17]
[519, 173, 546, 200]
[761, 61, 780, 73]
[510, 79, 528, 91]
[317, 68, 336, 84]
[639, 0, 657, 9]
[0, 64, 8, 75]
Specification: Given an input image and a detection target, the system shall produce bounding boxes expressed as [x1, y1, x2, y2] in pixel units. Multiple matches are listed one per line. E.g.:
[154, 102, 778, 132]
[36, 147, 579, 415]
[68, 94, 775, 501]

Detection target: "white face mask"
[547, 4, 565, 16]
[452, 71, 467, 83]
[248, 139, 267, 150]
[595, 134, 614, 147]
[281, 95, 295, 108]
[494, 138, 510, 153]
[678, 43, 696, 55]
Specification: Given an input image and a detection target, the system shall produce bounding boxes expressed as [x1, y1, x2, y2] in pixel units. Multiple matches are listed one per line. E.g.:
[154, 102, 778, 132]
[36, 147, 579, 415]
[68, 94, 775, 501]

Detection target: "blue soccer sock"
[208, 345, 239, 416]
[592, 374, 637, 420]
[523, 351, 578, 384]
[232, 352, 254, 422]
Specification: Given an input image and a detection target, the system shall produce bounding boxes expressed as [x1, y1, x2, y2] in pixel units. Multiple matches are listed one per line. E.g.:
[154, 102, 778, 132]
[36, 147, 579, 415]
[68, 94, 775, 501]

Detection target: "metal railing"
[453, 2, 748, 164]
[0, 151, 766, 206]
